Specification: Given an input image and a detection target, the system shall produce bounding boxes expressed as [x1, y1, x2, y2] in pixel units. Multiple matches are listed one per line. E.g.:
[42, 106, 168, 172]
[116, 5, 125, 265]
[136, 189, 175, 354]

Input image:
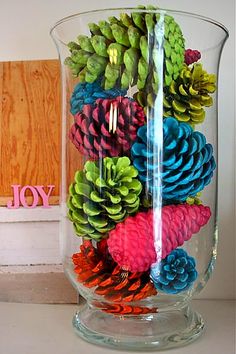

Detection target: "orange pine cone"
[72, 240, 157, 304]
[93, 301, 158, 315]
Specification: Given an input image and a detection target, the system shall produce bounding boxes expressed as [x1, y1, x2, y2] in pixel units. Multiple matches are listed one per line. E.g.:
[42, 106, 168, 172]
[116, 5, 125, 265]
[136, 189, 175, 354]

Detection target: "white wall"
[0, 0, 235, 300]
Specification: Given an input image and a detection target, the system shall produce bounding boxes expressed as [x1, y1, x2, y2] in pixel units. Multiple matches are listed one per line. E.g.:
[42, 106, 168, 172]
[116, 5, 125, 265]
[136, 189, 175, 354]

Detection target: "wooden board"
[0, 60, 61, 206]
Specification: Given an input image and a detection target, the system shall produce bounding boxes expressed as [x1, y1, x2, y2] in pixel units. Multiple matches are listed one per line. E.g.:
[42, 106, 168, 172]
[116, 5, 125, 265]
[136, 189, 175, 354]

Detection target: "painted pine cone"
[131, 117, 216, 202]
[186, 193, 202, 205]
[164, 63, 216, 125]
[69, 97, 146, 159]
[70, 79, 126, 115]
[68, 157, 142, 241]
[93, 301, 157, 315]
[107, 204, 211, 273]
[140, 192, 202, 210]
[72, 240, 157, 305]
[184, 49, 201, 65]
[150, 248, 198, 294]
[65, 6, 185, 98]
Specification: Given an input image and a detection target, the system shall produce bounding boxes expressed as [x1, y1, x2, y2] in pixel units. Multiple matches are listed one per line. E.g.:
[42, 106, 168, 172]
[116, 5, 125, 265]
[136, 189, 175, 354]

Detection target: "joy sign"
[7, 185, 55, 209]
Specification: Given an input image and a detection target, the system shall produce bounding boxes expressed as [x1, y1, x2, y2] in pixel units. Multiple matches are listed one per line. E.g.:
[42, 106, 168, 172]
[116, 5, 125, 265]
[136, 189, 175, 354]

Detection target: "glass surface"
[51, 7, 228, 350]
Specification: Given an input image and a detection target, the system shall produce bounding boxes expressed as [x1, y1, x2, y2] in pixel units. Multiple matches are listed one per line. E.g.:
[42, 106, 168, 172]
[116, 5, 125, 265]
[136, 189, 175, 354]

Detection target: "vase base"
[72, 302, 204, 351]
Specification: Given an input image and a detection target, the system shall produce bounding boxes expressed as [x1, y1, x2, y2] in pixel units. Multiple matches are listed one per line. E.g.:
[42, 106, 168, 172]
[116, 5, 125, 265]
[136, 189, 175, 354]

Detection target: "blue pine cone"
[150, 248, 198, 294]
[131, 117, 216, 202]
[70, 79, 126, 115]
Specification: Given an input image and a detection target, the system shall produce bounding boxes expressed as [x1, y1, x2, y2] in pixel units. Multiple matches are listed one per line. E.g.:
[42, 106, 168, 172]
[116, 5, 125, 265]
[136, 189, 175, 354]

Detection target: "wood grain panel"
[0, 60, 61, 205]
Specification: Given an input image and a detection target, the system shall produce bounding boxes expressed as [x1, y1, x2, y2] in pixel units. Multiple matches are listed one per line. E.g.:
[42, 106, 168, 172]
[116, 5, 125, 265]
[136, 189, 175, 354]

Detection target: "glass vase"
[51, 6, 228, 351]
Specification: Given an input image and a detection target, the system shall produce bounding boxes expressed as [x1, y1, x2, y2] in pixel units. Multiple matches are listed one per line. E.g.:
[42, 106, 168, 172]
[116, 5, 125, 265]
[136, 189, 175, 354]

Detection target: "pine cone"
[140, 191, 202, 210]
[107, 204, 211, 273]
[69, 97, 146, 159]
[93, 301, 157, 315]
[184, 49, 201, 65]
[70, 79, 126, 115]
[131, 117, 216, 202]
[150, 248, 198, 294]
[186, 193, 202, 205]
[72, 240, 157, 306]
[68, 157, 142, 241]
[65, 6, 185, 104]
[164, 63, 216, 125]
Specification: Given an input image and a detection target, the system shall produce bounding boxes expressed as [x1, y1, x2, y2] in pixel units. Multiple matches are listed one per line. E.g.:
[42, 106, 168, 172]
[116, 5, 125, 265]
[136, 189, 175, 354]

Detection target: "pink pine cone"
[184, 49, 201, 65]
[107, 204, 211, 273]
[69, 97, 146, 159]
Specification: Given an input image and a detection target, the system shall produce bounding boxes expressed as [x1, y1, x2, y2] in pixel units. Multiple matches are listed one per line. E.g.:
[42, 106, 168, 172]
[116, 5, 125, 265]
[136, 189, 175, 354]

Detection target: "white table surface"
[0, 300, 235, 354]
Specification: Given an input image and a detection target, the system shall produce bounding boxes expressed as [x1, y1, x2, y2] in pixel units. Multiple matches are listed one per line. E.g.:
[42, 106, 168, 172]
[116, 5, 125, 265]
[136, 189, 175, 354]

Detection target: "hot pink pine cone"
[184, 49, 201, 65]
[107, 204, 211, 273]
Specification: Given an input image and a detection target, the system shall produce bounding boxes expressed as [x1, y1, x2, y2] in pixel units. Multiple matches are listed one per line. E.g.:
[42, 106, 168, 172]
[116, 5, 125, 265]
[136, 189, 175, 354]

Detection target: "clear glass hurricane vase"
[51, 7, 228, 351]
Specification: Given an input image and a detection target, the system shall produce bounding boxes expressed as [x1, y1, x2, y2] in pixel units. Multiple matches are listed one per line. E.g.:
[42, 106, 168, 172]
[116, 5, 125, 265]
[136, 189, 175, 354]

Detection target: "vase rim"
[50, 7, 229, 44]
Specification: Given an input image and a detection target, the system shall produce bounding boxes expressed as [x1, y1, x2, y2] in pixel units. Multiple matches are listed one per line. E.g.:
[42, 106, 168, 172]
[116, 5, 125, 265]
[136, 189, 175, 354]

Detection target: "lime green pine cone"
[186, 193, 202, 205]
[68, 157, 142, 241]
[163, 63, 217, 125]
[65, 6, 185, 101]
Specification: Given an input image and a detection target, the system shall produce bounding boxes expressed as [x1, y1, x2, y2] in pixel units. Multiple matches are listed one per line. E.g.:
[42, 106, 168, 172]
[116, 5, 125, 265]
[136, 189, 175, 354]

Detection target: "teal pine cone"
[65, 5, 185, 106]
[68, 157, 142, 241]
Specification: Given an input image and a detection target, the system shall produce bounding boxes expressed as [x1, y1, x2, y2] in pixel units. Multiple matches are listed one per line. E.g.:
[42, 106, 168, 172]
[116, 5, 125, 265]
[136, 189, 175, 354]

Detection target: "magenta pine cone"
[107, 204, 211, 273]
[69, 97, 146, 159]
[184, 49, 201, 65]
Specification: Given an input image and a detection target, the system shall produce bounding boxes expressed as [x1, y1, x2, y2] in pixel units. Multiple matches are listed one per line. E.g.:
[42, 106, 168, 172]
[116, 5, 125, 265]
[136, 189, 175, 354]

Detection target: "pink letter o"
[20, 185, 39, 208]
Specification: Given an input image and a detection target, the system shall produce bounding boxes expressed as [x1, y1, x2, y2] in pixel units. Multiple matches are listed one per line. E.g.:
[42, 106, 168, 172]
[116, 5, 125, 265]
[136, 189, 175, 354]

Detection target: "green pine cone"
[67, 157, 142, 241]
[186, 193, 202, 206]
[163, 63, 217, 125]
[65, 6, 185, 105]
